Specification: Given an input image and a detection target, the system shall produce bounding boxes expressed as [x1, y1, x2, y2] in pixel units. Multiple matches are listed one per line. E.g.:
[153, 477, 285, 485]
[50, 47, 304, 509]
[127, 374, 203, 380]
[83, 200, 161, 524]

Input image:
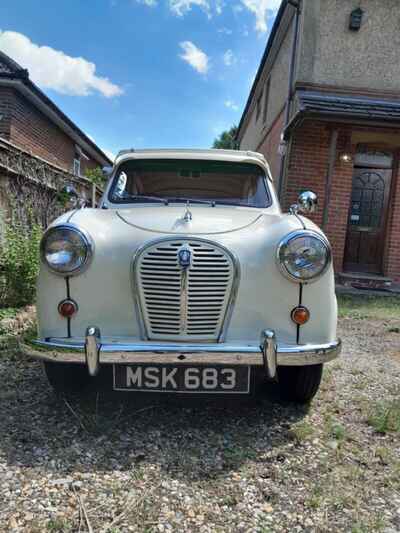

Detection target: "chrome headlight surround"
[277, 230, 331, 284]
[40, 224, 94, 276]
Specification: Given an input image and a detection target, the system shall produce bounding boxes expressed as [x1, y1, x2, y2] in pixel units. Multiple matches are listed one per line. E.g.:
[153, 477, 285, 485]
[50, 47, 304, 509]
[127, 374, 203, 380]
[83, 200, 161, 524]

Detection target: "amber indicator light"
[291, 306, 310, 325]
[58, 299, 78, 318]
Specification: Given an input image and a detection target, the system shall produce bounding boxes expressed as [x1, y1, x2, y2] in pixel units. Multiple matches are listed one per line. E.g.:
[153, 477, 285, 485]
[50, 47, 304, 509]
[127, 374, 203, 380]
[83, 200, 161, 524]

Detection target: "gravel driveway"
[0, 314, 399, 533]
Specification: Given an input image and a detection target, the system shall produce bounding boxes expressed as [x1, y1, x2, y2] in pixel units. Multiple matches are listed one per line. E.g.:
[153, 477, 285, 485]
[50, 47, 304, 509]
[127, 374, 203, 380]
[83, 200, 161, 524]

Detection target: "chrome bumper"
[22, 327, 341, 379]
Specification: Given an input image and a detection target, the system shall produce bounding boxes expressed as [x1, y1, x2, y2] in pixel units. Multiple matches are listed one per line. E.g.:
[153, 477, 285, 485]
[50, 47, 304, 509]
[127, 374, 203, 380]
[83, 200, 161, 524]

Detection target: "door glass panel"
[354, 147, 393, 168]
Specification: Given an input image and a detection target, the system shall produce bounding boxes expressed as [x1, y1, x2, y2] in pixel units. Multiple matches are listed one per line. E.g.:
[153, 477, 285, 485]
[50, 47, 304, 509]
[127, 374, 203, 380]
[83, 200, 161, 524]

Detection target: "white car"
[25, 149, 341, 403]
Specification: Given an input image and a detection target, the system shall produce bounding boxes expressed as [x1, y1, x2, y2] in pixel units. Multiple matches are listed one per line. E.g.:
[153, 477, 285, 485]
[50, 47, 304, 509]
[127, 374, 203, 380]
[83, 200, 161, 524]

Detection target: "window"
[256, 90, 263, 122]
[263, 78, 271, 124]
[73, 157, 81, 176]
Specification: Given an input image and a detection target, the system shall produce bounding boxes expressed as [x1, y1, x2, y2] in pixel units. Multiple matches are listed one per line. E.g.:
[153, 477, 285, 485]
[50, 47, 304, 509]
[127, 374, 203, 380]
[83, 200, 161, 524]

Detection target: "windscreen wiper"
[167, 197, 216, 207]
[122, 194, 169, 205]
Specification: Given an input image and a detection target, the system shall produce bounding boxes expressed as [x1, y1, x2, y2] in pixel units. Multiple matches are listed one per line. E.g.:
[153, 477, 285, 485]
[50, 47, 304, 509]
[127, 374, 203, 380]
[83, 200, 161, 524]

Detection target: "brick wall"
[257, 107, 285, 184]
[283, 121, 355, 273]
[384, 155, 400, 281]
[1, 88, 100, 175]
[10, 90, 75, 170]
[257, 118, 353, 272]
[0, 87, 13, 139]
[282, 120, 400, 280]
[284, 121, 331, 224]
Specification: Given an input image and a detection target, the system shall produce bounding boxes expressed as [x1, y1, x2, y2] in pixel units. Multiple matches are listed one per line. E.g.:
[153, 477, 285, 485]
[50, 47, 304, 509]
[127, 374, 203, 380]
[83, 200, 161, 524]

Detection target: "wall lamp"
[339, 152, 353, 164]
[349, 8, 364, 31]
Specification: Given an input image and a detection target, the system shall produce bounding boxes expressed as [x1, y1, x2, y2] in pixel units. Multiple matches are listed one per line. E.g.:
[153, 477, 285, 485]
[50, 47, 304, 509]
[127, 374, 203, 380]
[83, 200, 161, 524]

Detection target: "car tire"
[44, 362, 91, 393]
[277, 364, 323, 404]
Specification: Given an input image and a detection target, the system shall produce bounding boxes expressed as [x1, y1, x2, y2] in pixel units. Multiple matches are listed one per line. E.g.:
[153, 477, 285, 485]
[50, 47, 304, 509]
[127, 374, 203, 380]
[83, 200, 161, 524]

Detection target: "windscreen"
[109, 159, 270, 208]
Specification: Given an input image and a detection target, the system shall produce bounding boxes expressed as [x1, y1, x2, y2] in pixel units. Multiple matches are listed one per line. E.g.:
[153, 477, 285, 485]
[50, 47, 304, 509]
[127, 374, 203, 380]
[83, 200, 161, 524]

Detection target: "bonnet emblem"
[183, 201, 193, 222]
[178, 248, 191, 269]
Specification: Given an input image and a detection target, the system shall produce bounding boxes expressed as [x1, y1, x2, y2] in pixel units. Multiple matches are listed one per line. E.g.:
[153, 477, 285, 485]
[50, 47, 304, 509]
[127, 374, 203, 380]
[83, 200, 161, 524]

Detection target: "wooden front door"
[344, 167, 392, 273]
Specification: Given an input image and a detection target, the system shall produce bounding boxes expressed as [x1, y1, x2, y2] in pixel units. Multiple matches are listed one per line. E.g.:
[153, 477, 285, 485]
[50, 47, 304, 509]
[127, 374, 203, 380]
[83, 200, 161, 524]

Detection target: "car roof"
[114, 148, 270, 175]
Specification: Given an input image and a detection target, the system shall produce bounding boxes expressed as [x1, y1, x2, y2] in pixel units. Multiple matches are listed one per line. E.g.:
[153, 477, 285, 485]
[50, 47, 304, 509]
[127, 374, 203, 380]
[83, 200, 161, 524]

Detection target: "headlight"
[40, 224, 93, 275]
[277, 230, 331, 283]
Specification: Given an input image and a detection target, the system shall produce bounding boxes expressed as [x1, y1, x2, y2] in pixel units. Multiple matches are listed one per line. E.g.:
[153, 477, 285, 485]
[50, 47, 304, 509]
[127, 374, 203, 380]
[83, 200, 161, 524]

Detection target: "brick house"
[0, 50, 112, 232]
[237, 0, 400, 283]
[0, 50, 111, 176]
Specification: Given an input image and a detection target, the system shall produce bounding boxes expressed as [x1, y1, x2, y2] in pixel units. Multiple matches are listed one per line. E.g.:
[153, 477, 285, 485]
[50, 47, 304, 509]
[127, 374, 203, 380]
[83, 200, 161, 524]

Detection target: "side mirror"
[291, 191, 318, 215]
[61, 185, 79, 209]
[102, 166, 113, 177]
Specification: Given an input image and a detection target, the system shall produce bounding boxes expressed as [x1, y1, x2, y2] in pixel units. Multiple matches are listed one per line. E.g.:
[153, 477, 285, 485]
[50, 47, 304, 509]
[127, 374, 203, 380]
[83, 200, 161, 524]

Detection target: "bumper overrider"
[22, 328, 342, 379]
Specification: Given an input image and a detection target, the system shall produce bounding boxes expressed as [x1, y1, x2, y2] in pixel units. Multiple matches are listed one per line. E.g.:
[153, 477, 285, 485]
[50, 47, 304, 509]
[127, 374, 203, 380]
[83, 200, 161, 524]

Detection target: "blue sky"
[0, 0, 280, 160]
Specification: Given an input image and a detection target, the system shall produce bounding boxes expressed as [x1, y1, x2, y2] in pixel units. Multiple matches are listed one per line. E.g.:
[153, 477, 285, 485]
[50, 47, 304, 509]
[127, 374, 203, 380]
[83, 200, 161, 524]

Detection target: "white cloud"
[179, 41, 209, 74]
[136, 0, 158, 5]
[224, 100, 239, 111]
[223, 49, 236, 67]
[169, 0, 211, 17]
[0, 30, 123, 98]
[217, 27, 233, 35]
[240, 0, 281, 33]
[136, 0, 227, 18]
[215, 0, 224, 14]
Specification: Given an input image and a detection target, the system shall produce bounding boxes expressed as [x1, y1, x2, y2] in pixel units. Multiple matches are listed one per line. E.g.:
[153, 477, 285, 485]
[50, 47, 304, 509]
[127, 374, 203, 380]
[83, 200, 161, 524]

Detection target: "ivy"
[0, 221, 42, 307]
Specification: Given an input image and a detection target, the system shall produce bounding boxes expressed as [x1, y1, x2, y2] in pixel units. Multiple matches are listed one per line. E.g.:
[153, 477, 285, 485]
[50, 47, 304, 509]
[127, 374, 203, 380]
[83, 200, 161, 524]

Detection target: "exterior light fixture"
[349, 8, 364, 31]
[339, 152, 353, 164]
[278, 135, 288, 156]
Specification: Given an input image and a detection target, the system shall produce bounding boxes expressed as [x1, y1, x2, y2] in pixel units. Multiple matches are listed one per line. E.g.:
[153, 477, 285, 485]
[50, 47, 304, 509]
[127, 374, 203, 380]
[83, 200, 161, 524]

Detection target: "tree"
[85, 167, 107, 208]
[212, 125, 239, 150]
[85, 166, 107, 187]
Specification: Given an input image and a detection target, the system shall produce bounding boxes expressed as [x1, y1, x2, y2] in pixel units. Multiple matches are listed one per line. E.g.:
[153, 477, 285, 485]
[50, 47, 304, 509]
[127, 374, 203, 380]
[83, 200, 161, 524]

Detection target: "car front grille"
[135, 239, 238, 341]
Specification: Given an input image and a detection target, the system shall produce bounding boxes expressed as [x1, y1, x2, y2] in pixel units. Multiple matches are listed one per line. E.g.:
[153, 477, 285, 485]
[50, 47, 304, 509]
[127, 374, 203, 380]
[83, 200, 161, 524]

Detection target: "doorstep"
[336, 271, 400, 297]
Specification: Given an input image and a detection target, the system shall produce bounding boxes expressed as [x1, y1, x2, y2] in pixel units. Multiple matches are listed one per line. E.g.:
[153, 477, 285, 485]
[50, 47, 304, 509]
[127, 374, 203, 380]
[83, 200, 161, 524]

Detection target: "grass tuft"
[367, 400, 400, 434]
[289, 420, 315, 443]
[337, 295, 400, 320]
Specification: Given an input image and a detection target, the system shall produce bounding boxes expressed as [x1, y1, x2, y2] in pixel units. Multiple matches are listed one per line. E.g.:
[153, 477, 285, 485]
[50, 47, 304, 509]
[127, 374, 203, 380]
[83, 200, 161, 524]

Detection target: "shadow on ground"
[0, 355, 308, 481]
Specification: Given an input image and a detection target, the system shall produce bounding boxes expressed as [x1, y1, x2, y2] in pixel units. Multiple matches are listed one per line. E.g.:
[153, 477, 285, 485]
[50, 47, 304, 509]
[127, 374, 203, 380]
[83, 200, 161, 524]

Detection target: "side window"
[115, 171, 128, 197]
[256, 90, 263, 122]
[73, 156, 81, 176]
[263, 78, 271, 124]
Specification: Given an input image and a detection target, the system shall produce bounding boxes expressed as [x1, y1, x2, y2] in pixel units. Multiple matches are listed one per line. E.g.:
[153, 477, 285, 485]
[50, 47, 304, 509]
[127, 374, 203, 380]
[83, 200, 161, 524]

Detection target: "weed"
[306, 485, 323, 510]
[351, 516, 386, 532]
[222, 494, 238, 507]
[223, 446, 257, 466]
[374, 446, 392, 465]
[367, 400, 400, 434]
[323, 414, 347, 443]
[330, 422, 346, 441]
[289, 420, 314, 442]
[338, 295, 400, 320]
[0, 222, 42, 307]
[46, 517, 73, 532]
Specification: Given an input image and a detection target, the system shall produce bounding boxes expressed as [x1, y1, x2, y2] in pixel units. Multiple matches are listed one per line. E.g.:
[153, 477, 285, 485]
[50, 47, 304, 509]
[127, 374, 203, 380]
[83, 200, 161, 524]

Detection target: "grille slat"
[136, 239, 236, 341]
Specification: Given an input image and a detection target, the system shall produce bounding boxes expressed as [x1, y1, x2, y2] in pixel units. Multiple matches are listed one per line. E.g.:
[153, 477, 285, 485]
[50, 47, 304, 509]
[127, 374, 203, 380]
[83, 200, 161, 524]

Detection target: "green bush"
[0, 222, 42, 307]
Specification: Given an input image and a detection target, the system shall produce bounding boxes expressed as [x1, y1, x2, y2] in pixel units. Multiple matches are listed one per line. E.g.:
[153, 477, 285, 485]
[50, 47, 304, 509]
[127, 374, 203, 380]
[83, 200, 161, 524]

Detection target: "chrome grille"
[135, 239, 237, 341]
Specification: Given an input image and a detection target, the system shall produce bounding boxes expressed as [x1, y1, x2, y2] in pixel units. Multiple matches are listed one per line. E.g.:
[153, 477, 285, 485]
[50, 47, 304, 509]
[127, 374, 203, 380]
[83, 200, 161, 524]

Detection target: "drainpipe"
[277, 0, 302, 201]
[322, 129, 339, 230]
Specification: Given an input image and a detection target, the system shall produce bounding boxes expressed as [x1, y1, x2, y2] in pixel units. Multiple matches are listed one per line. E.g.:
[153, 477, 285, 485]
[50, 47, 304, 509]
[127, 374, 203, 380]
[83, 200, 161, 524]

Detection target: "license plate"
[113, 364, 250, 394]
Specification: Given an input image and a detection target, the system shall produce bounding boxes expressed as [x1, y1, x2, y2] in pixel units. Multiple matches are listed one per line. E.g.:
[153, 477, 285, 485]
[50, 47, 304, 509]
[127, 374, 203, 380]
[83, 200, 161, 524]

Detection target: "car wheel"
[277, 364, 323, 404]
[44, 362, 90, 393]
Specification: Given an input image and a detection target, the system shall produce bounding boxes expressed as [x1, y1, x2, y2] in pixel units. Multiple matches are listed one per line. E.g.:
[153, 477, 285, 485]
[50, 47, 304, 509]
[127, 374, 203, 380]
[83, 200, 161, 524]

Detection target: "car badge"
[178, 248, 191, 269]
